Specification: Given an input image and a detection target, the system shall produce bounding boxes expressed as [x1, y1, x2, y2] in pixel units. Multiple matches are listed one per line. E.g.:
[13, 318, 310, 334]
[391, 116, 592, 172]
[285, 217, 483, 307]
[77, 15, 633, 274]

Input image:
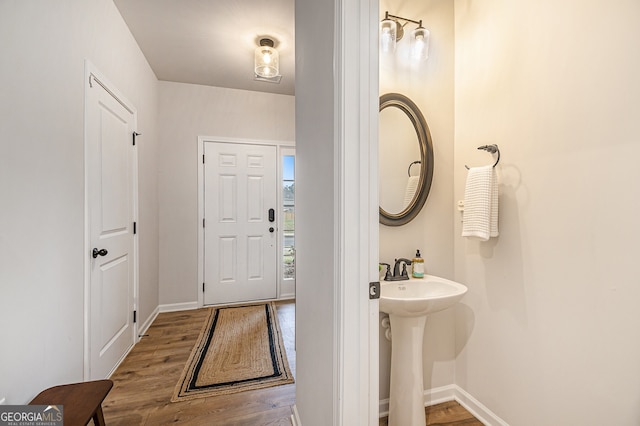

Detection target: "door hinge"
[203, 218, 205, 228]
[369, 281, 380, 300]
[133, 310, 137, 323]
[202, 154, 205, 164]
[202, 282, 205, 293]
[132, 132, 141, 146]
[133, 222, 137, 234]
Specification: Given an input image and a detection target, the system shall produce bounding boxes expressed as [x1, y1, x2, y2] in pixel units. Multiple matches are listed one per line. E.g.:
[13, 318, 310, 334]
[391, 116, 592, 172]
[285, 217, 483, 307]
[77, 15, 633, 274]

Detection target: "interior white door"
[204, 142, 277, 305]
[86, 73, 136, 379]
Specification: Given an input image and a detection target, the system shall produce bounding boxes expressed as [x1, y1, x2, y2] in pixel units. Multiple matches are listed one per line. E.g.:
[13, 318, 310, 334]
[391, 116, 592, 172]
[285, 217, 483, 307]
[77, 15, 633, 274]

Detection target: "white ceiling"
[113, 0, 295, 96]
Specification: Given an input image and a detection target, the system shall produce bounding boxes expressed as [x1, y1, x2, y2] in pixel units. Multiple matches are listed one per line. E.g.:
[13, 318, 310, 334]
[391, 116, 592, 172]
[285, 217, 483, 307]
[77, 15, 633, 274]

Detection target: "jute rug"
[171, 302, 294, 402]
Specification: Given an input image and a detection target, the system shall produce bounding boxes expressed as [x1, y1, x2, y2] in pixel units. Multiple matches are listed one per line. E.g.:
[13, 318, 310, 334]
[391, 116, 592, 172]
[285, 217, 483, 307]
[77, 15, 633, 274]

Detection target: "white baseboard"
[426, 384, 458, 406]
[291, 404, 301, 426]
[279, 292, 296, 300]
[452, 385, 509, 426]
[378, 384, 508, 426]
[379, 398, 389, 417]
[159, 301, 199, 313]
[107, 340, 136, 379]
[105, 306, 158, 380]
[159, 297, 295, 314]
[138, 306, 159, 338]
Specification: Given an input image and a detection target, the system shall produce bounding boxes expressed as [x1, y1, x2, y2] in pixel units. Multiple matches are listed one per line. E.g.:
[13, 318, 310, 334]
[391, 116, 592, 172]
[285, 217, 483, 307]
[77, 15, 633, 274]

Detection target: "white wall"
[157, 81, 295, 305]
[378, 0, 455, 401]
[454, 0, 640, 424]
[0, 0, 158, 404]
[294, 0, 338, 423]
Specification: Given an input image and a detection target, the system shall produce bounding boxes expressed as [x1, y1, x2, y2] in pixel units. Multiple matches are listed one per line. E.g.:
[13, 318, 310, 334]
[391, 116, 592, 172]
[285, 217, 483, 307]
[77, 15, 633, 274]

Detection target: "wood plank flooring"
[102, 301, 296, 425]
[103, 300, 482, 425]
[379, 400, 484, 426]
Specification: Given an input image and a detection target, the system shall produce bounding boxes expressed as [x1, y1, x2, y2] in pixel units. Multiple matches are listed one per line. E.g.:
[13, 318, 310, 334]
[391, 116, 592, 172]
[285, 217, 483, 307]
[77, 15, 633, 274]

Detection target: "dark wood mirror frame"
[379, 93, 434, 226]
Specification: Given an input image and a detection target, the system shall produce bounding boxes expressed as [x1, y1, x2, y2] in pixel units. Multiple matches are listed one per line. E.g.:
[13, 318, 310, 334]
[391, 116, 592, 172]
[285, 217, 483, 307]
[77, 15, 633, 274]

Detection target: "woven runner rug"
[171, 302, 294, 402]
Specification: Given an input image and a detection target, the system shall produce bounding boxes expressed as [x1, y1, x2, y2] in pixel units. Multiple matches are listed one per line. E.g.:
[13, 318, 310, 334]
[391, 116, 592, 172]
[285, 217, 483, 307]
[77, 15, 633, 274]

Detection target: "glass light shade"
[411, 26, 430, 61]
[380, 18, 397, 53]
[255, 45, 279, 78]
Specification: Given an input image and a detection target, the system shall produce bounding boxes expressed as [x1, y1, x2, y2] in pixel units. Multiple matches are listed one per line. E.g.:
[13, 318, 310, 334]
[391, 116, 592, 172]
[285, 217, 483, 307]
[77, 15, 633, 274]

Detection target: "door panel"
[247, 176, 264, 221]
[247, 236, 264, 279]
[204, 142, 277, 305]
[219, 175, 237, 221]
[98, 255, 129, 354]
[86, 74, 136, 379]
[220, 237, 237, 281]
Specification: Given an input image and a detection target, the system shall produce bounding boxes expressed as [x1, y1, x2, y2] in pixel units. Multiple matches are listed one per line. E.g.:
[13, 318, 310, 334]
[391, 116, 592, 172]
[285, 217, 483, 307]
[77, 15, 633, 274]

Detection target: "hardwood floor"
[103, 300, 481, 425]
[102, 301, 296, 425]
[379, 401, 484, 426]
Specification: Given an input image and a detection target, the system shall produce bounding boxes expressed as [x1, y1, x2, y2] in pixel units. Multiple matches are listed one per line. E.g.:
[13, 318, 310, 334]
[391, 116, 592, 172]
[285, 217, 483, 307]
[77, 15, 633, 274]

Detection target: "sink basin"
[380, 275, 468, 317]
[379, 275, 467, 426]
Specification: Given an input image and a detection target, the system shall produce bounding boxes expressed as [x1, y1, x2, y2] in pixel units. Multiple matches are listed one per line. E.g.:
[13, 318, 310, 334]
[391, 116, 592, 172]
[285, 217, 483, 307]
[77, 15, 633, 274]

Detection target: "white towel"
[462, 165, 499, 240]
[403, 176, 420, 208]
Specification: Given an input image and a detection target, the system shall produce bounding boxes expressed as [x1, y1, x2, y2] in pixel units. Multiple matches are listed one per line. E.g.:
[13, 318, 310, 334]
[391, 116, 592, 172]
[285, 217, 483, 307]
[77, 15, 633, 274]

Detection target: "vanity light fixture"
[380, 13, 398, 53]
[410, 25, 430, 61]
[255, 37, 279, 78]
[380, 11, 430, 61]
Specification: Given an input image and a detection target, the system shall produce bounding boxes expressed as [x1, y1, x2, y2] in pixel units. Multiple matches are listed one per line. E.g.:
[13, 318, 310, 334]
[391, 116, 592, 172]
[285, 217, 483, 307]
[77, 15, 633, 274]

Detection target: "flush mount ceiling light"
[255, 37, 280, 79]
[380, 11, 430, 61]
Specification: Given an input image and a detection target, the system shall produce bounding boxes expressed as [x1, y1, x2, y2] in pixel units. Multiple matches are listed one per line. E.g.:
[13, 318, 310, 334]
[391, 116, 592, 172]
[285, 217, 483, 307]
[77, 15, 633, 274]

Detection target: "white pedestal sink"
[380, 275, 468, 426]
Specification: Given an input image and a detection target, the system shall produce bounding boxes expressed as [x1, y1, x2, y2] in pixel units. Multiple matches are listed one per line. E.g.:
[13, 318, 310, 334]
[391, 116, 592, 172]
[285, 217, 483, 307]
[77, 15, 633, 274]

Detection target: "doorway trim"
[334, 0, 380, 422]
[83, 60, 140, 379]
[197, 136, 295, 308]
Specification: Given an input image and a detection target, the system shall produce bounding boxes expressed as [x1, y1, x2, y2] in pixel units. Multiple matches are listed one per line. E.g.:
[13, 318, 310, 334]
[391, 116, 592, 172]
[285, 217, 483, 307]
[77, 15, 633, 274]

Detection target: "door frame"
[334, 0, 379, 422]
[83, 60, 140, 379]
[197, 136, 295, 308]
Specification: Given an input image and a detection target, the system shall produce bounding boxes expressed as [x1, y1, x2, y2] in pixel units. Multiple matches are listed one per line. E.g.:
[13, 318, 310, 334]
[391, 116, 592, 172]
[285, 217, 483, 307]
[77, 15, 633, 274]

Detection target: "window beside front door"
[282, 154, 295, 281]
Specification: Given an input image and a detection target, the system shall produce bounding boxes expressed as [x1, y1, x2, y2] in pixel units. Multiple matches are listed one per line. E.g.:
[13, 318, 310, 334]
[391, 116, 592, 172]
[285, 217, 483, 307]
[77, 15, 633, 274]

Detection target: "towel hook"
[407, 160, 421, 177]
[465, 144, 500, 169]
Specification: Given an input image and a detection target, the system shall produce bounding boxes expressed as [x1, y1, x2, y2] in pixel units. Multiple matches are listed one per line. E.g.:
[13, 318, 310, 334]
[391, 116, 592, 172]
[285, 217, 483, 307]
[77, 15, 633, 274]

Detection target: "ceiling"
[113, 0, 295, 96]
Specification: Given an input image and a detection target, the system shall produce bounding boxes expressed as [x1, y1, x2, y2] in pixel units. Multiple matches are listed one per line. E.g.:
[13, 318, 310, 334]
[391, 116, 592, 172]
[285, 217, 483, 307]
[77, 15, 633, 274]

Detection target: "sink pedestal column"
[388, 314, 428, 426]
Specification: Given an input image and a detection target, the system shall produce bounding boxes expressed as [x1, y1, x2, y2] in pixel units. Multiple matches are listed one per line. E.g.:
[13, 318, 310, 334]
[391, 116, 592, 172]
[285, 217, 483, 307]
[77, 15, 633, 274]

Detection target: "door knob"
[92, 248, 108, 259]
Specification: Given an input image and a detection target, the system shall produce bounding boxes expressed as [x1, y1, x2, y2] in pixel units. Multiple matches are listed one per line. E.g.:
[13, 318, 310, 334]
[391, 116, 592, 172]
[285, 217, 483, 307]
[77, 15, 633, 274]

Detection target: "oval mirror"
[379, 93, 434, 226]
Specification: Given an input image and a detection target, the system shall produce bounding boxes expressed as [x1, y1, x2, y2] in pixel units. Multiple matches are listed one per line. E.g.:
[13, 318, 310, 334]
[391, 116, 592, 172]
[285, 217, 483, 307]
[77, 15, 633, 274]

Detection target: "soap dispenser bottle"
[412, 250, 425, 278]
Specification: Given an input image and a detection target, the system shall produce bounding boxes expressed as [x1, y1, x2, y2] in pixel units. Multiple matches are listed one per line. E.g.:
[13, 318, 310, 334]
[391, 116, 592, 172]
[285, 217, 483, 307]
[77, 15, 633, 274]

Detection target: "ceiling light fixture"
[380, 11, 430, 61]
[255, 37, 279, 78]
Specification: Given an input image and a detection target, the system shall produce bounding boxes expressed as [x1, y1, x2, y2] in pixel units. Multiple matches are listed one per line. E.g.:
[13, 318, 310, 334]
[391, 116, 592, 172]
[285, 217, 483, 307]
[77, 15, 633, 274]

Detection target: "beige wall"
[378, 0, 455, 401]
[157, 81, 295, 305]
[0, 0, 158, 404]
[454, 0, 640, 424]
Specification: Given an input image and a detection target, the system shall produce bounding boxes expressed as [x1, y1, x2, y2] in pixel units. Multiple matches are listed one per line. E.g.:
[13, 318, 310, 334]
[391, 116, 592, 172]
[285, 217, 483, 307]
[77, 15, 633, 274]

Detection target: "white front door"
[204, 142, 277, 305]
[85, 68, 137, 379]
